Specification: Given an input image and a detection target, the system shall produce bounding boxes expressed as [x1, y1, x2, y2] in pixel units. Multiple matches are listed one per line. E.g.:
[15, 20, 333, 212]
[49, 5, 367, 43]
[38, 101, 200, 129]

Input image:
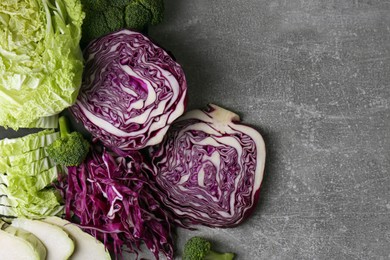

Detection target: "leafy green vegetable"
[3, 148, 48, 171]
[0, 0, 85, 129]
[0, 130, 59, 158]
[47, 116, 90, 166]
[80, 0, 164, 47]
[28, 114, 60, 129]
[0, 130, 63, 219]
[6, 157, 54, 178]
[183, 237, 235, 260]
[1, 164, 63, 219]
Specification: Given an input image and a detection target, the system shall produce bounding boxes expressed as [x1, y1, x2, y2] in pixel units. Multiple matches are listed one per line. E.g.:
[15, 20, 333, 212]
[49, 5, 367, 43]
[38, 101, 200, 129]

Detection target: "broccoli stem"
[58, 116, 70, 138]
[205, 250, 235, 260]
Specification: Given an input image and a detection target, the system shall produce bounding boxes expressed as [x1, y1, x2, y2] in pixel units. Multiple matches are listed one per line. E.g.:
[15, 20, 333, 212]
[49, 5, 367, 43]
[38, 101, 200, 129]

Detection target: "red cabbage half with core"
[70, 29, 187, 155]
[148, 104, 266, 227]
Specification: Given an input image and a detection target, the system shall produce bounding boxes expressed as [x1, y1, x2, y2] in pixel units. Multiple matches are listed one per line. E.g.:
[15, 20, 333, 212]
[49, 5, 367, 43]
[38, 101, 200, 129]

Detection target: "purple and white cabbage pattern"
[148, 104, 266, 227]
[71, 30, 187, 155]
[60, 148, 175, 260]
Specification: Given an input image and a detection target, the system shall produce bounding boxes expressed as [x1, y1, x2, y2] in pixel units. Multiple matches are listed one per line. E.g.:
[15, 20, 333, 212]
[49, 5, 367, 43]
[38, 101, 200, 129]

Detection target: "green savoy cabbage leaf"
[0, 0, 85, 129]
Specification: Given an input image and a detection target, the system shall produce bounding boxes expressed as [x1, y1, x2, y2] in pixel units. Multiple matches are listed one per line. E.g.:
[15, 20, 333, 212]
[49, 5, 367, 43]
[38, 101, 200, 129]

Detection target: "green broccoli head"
[81, 10, 113, 47]
[125, 2, 153, 30]
[47, 116, 90, 167]
[134, 0, 164, 25]
[183, 237, 235, 260]
[80, 0, 164, 47]
[79, 0, 107, 11]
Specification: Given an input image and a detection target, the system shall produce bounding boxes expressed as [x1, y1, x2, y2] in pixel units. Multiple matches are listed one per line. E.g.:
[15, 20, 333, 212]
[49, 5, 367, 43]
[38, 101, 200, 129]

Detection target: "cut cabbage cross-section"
[70, 29, 187, 155]
[148, 104, 266, 227]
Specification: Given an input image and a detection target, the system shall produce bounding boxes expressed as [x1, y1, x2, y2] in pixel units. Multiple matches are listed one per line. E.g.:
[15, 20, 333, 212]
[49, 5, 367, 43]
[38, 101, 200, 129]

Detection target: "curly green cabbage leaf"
[0, 0, 85, 129]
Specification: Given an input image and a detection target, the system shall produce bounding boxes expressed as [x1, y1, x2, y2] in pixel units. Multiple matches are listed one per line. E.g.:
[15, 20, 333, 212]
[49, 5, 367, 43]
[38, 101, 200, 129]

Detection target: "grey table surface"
[148, 0, 390, 259]
[1, 1, 389, 259]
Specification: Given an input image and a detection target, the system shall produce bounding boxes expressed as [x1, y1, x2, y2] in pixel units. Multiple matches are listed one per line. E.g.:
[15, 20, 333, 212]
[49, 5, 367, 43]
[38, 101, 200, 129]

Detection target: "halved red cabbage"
[57, 148, 175, 259]
[147, 104, 266, 227]
[70, 29, 187, 155]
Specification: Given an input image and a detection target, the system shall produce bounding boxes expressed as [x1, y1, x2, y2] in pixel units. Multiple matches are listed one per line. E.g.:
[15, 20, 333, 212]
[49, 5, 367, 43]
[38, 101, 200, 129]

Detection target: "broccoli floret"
[79, 0, 107, 11]
[134, 0, 164, 25]
[46, 116, 90, 166]
[80, 0, 164, 47]
[124, 2, 153, 30]
[183, 236, 235, 260]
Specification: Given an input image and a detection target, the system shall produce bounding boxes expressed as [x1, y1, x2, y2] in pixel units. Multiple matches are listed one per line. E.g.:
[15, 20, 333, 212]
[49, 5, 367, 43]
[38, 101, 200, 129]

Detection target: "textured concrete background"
[147, 0, 390, 259]
[0, 1, 389, 259]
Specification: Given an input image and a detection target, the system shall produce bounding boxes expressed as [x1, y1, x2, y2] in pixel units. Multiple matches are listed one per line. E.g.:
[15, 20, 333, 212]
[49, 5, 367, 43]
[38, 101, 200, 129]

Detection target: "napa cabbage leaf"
[0, 0, 85, 129]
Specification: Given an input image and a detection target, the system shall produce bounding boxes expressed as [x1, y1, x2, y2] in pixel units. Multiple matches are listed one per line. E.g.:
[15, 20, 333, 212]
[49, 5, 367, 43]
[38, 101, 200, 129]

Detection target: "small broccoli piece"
[183, 236, 235, 260]
[80, 0, 164, 47]
[47, 116, 90, 166]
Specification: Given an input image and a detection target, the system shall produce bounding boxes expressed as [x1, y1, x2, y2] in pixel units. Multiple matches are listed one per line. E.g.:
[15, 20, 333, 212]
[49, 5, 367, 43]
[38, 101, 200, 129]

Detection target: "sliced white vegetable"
[43, 216, 111, 260]
[1, 225, 46, 260]
[12, 218, 74, 260]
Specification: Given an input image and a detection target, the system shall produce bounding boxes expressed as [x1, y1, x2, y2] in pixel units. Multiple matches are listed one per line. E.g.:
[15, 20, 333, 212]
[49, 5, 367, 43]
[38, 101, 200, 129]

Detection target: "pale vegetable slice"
[43, 216, 111, 260]
[1, 226, 47, 260]
[12, 218, 74, 260]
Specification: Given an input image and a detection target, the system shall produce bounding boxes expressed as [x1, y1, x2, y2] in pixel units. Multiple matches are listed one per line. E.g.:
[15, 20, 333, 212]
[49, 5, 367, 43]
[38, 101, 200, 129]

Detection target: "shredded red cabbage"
[57, 148, 174, 259]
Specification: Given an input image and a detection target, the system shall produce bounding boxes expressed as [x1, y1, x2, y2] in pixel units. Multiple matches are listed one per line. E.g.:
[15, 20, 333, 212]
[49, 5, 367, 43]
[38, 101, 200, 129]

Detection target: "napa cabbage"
[0, 0, 85, 129]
